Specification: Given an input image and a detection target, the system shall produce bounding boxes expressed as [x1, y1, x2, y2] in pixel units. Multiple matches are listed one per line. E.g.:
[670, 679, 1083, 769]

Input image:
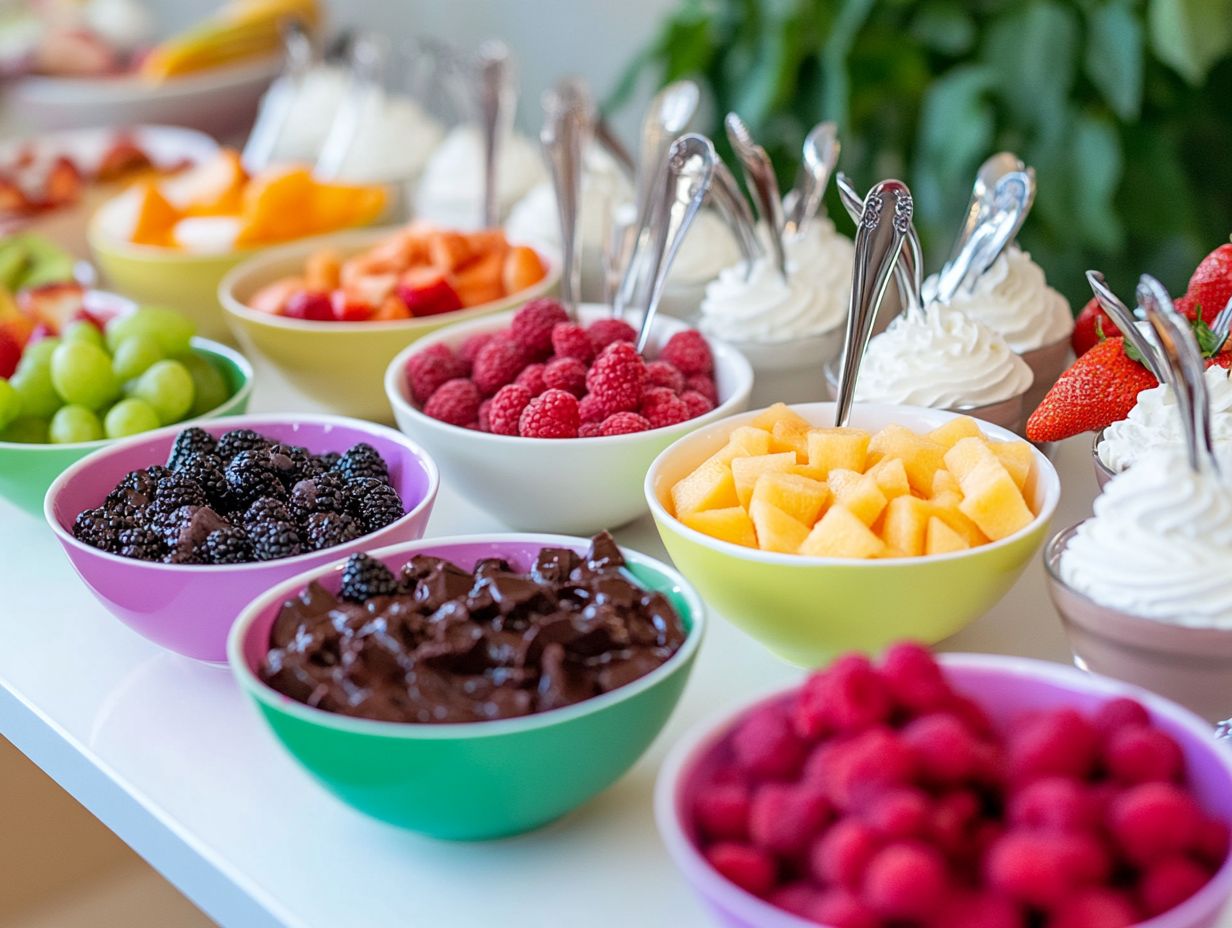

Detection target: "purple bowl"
[655, 653, 1232, 928]
[44, 414, 439, 662]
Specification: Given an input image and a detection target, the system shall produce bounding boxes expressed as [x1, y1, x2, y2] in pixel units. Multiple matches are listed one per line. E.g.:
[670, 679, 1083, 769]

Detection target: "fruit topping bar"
[260, 532, 686, 723]
[71, 427, 405, 564]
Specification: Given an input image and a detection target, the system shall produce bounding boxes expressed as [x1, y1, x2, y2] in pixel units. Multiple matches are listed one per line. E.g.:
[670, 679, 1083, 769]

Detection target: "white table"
[0, 371, 1106, 927]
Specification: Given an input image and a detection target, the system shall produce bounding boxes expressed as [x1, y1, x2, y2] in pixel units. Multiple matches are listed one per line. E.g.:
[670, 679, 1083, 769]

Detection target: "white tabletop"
[0, 366, 1109, 928]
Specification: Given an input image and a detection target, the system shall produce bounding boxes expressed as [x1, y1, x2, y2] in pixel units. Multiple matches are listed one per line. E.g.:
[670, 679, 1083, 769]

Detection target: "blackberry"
[249, 519, 303, 561]
[339, 552, 398, 602]
[164, 546, 205, 565]
[269, 443, 322, 485]
[347, 477, 405, 533]
[173, 452, 227, 504]
[204, 527, 253, 564]
[151, 473, 208, 516]
[244, 496, 293, 527]
[72, 507, 128, 552]
[314, 451, 341, 471]
[303, 511, 363, 551]
[103, 486, 151, 523]
[117, 526, 164, 561]
[288, 471, 347, 520]
[216, 428, 269, 462]
[225, 450, 285, 508]
[333, 443, 389, 484]
[167, 427, 217, 471]
[153, 504, 203, 546]
[116, 468, 161, 499]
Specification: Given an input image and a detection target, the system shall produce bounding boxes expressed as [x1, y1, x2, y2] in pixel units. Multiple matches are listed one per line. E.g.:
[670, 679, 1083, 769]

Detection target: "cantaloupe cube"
[790, 463, 829, 482]
[751, 472, 830, 526]
[750, 500, 811, 554]
[751, 403, 813, 434]
[929, 491, 991, 547]
[129, 181, 181, 246]
[989, 441, 1034, 492]
[806, 427, 870, 477]
[876, 546, 912, 559]
[770, 419, 810, 462]
[956, 459, 1035, 541]
[926, 516, 970, 555]
[702, 427, 773, 468]
[868, 425, 946, 495]
[868, 458, 911, 499]
[931, 469, 962, 499]
[671, 459, 739, 517]
[828, 469, 888, 526]
[927, 416, 983, 450]
[881, 496, 931, 556]
[732, 453, 797, 507]
[800, 506, 886, 559]
[682, 506, 758, 548]
[942, 437, 999, 483]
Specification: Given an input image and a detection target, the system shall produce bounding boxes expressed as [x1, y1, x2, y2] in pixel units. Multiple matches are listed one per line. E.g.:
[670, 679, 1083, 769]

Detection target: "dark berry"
[347, 477, 404, 532]
[166, 427, 217, 471]
[270, 443, 321, 485]
[72, 507, 128, 552]
[172, 452, 227, 504]
[314, 451, 341, 471]
[339, 552, 398, 602]
[225, 451, 285, 507]
[289, 472, 348, 520]
[151, 473, 208, 516]
[249, 520, 303, 561]
[204, 527, 253, 564]
[117, 526, 165, 561]
[114, 468, 161, 500]
[303, 511, 363, 550]
[243, 497, 293, 528]
[103, 485, 152, 523]
[216, 428, 269, 461]
[333, 443, 389, 484]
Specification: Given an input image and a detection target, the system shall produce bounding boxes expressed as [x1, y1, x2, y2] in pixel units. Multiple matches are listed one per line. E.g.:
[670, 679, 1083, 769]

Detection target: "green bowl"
[0, 338, 253, 518]
[644, 402, 1061, 667]
[228, 534, 706, 840]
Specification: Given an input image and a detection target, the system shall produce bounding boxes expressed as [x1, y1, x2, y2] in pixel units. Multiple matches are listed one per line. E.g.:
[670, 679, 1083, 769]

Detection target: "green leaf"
[1148, 0, 1232, 85]
[1084, 0, 1144, 118]
[1071, 113, 1125, 251]
[983, 0, 1080, 135]
[821, 0, 878, 130]
[910, 2, 977, 56]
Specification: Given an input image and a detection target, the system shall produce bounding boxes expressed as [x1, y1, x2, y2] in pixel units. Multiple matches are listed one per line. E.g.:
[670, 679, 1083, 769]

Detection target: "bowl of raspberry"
[44, 415, 439, 661]
[657, 645, 1232, 928]
[384, 299, 753, 533]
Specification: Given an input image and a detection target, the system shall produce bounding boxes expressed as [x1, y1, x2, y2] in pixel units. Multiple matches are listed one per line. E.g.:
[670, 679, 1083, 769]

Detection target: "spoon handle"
[1085, 270, 1169, 383]
[956, 168, 1036, 292]
[314, 32, 386, 180]
[789, 121, 839, 236]
[710, 159, 763, 276]
[477, 41, 516, 229]
[541, 80, 592, 319]
[836, 173, 921, 318]
[942, 152, 1024, 273]
[725, 113, 788, 280]
[242, 17, 316, 173]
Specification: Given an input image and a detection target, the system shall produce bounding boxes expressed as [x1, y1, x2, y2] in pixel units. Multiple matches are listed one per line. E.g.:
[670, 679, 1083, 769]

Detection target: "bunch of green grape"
[0, 307, 232, 444]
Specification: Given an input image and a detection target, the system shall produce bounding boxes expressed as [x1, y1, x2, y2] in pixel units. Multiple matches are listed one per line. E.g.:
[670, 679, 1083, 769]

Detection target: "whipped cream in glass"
[414, 125, 547, 229]
[505, 147, 629, 252]
[1061, 449, 1232, 628]
[1097, 367, 1232, 473]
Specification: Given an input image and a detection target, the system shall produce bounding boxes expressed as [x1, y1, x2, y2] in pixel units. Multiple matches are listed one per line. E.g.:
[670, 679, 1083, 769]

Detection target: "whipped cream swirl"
[505, 146, 629, 252]
[1060, 450, 1232, 628]
[414, 126, 547, 230]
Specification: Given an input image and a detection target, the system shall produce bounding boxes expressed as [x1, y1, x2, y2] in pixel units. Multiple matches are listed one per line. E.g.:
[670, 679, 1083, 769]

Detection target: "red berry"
[902, 712, 984, 785]
[809, 888, 879, 928]
[749, 782, 832, 856]
[704, 842, 776, 897]
[514, 362, 547, 396]
[810, 817, 879, 888]
[405, 343, 469, 404]
[542, 356, 588, 396]
[0, 330, 20, 378]
[487, 384, 532, 436]
[731, 705, 807, 781]
[1139, 855, 1211, 917]
[518, 388, 580, 438]
[862, 841, 949, 920]
[422, 377, 481, 427]
[472, 337, 529, 395]
[934, 890, 1025, 928]
[586, 317, 637, 352]
[660, 329, 713, 375]
[477, 398, 491, 431]
[1104, 724, 1183, 784]
[1093, 697, 1151, 738]
[1183, 243, 1232, 326]
[645, 359, 685, 393]
[284, 290, 334, 320]
[510, 298, 568, 357]
[795, 655, 893, 738]
[1107, 781, 1203, 865]
[862, 787, 929, 840]
[985, 830, 1106, 907]
[880, 642, 951, 714]
[578, 422, 602, 437]
[685, 373, 718, 404]
[806, 727, 916, 810]
[695, 781, 751, 842]
[577, 393, 607, 423]
[1049, 889, 1139, 928]
[458, 331, 497, 364]
[1195, 815, 1231, 865]
[640, 385, 691, 428]
[598, 412, 651, 435]
[767, 882, 821, 919]
[549, 321, 594, 362]
[929, 789, 982, 856]
[680, 390, 714, 418]
[585, 341, 646, 414]
[1009, 777, 1099, 833]
[1007, 708, 1099, 783]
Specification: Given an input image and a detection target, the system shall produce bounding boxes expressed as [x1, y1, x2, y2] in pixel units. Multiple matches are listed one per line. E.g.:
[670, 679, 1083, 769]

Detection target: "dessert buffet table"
[0, 373, 1105, 927]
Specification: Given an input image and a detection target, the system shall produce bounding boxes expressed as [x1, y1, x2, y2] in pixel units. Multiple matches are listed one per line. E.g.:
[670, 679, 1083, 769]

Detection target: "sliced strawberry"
[0, 177, 29, 214]
[0, 329, 21, 378]
[96, 137, 153, 181]
[284, 291, 334, 321]
[44, 156, 83, 205]
[396, 267, 463, 317]
[330, 291, 375, 322]
[17, 281, 85, 333]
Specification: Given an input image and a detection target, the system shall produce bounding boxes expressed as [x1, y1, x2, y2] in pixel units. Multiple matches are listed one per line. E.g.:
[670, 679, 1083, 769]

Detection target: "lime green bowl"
[227, 534, 705, 840]
[0, 338, 252, 518]
[644, 402, 1060, 667]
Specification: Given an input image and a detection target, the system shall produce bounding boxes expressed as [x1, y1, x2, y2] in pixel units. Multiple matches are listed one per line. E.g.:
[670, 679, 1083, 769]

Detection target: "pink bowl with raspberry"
[657, 653, 1232, 928]
[384, 304, 753, 533]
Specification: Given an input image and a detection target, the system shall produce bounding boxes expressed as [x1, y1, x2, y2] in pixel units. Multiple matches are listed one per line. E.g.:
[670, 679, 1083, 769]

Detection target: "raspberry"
[518, 389, 580, 438]
[1050, 889, 1138, 928]
[645, 359, 684, 393]
[930, 789, 982, 856]
[731, 705, 807, 781]
[458, 331, 496, 365]
[585, 341, 645, 414]
[810, 817, 879, 888]
[1008, 777, 1098, 833]
[948, 693, 997, 737]
[862, 788, 929, 840]
[694, 782, 751, 841]
[477, 398, 491, 431]
[749, 782, 832, 856]
[934, 891, 1024, 928]
[794, 654, 892, 738]
[1108, 781, 1203, 865]
[586, 317, 637, 352]
[1104, 724, 1182, 784]
[472, 337, 528, 395]
[423, 377, 481, 427]
[1093, 696, 1151, 737]
[550, 321, 594, 362]
[880, 641, 951, 713]
[514, 362, 547, 395]
[1140, 856, 1211, 916]
[510, 298, 568, 357]
[597, 412, 651, 435]
[704, 842, 776, 897]
[985, 830, 1107, 907]
[339, 552, 398, 602]
[660, 329, 713, 375]
[487, 384, 532, 436]
[405, 343, 468, 404]
[1006, 708, 1098, 783]
[542, 356, 588, 396]
[806, 727, 916, 810]
[640, 386, 690, 428]
[578, 422, 602, 437]
[578, 393, 608, 423]
[809, 889, 878, 928]
[1195, 815, 1231, 864]
[767, 883, 822, 920]
[685, 373, 718, 404]
[680, 390, 714, 418]
[862, 841, 949, 920]
[902, 712, 984, 785]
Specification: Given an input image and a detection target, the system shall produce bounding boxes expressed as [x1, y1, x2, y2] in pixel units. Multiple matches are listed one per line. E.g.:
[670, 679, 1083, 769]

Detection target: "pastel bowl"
[0, 336, 253, 518]
[44, 414, 439, 662]
[645, 402, 1060, 666]
[228, 533, 705, 839]
[220, 228, 560, 422]
[385, 304, 754, 533]
[657, 652, 1232, 928]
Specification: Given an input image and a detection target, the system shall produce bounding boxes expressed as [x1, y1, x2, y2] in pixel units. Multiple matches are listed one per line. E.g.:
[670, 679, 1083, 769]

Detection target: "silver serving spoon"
[709, 158, 763, 279]
[725, 113, 788, 281]
[834, 180, 913, 427]
[836, 172, 924, 320]
[242, 17, 317, 173]
[314, 32, 387, 181]
[783, 121, 840, 237]
[956, 167, 1036, 292]
[1085, 270, 1169, 382]
[540, 79, 593, 318]
[476, 40, 516, 228]
[1212, 295, 1232, 344]
[943, 152, 1024, 274]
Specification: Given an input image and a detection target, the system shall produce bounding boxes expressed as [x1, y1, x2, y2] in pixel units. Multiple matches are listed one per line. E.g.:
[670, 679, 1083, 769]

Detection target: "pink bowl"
[655, 653, 1232, 928]
[44, 414, 439, 662]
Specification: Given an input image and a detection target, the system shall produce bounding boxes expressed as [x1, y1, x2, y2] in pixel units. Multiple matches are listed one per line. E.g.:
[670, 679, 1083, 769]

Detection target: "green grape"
[131, 360, 194, 424]
[105, 306, 195, 356]
[112, 334, 165, 381]
[10, 364, 62, 418]
[0, 379, 21, 430]
[62, 320, 105, 347]
[179, 351, 230, 416]
[50, 341, 120, 411]
[0, 416, 49, 444]
[104, 398, 161, 438]
[16, 337, 60, 375]
[49, 404, 103, 444]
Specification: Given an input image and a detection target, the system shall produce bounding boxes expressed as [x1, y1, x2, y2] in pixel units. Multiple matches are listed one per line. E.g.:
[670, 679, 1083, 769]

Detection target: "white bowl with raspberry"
[383, 300, 754, 533]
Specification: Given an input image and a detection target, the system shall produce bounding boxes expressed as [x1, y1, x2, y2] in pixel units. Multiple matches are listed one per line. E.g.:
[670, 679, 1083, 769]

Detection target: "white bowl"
[384, 304, 754, 533]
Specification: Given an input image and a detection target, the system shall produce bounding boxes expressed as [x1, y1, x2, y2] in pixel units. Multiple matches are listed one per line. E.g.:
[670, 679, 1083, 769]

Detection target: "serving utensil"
[783, 121, 839, 237]
[540, 78, 593, 318]
[476, 40, 516, 228]
[725, 113, 787, 281]
[242, 18, 318, 173]
[1085, 270, 1169, 383]
[836, 172, 924, 319]
[314, 32, 387, 181]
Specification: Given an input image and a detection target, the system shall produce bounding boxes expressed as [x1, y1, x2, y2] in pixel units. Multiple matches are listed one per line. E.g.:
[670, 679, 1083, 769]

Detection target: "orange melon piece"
[248, 277, 304, 315]
[129, 181, 181, 247]
[448, 250, 505, 307]
[428, 231, 473, 272]
[305, 248, 342, 292]
[163, 149, 246, 215]
[503, 245, 547, 293]
[235, 167, 316, 246]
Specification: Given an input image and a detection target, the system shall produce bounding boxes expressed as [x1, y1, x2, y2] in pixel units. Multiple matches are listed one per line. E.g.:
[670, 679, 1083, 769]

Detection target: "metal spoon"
[709, 159, 763, 279]
[314, 33, 387, 181]
[476, 40, 516, 228]
[540, 79, 593, 318]
[834, 180, 913, 428]
[725, 113, 788, 280]
[836, 172, 923, 320]
[943, 152, 1024, 274]
[1085, 271, 1168, 382]
[784, 121, 839, 237]
[1212, 295, 1232, 344]
[956, 167, 1036, 292]
[242, 17, 317, 173]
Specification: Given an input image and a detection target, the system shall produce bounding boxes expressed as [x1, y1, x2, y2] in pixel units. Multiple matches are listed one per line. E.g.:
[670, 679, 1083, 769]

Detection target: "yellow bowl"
[644, 402, 1061, 667]
[218, 228, 560, 422]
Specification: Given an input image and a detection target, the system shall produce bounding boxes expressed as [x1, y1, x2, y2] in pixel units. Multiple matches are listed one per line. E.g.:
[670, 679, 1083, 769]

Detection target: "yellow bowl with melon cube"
[644, 402, 1060, 666]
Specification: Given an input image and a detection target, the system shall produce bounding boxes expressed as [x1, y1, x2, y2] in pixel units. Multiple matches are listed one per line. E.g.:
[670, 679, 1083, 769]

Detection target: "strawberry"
[1026, 337, 1158, 443]
[1072, 297, 1112, 357]
[1180, 242, 1232, 324]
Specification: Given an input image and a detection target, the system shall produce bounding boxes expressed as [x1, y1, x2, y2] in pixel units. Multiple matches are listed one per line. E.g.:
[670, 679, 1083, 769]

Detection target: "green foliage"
[611, 0, 1232, 306]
